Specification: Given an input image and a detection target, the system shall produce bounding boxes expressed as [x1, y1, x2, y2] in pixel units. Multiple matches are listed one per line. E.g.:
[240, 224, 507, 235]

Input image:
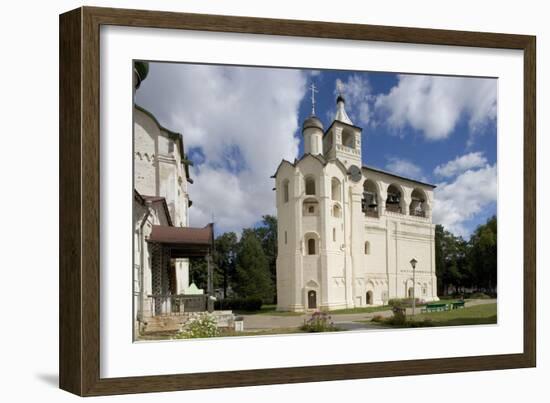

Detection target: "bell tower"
[323, 95, 362, 170]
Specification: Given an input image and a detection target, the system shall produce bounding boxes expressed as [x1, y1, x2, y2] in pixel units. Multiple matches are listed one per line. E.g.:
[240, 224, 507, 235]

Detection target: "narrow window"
[331, 178, 341, 202]
[333, 228, 336, 242]
[307, 238, 316, 255]
[308, 206, 315, 214]
[364, 241, 370, 255]
[305, 177, 316, 195]
[284, 231, 287, 245]
[283, 180, 289, 203]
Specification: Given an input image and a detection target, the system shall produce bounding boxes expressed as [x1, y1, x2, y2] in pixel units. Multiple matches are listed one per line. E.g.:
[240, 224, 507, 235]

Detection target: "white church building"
[274, 92, 439, 312]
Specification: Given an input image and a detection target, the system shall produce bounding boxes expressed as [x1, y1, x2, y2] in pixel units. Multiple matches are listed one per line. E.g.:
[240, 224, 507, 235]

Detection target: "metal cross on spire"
[309, 82, 318, 115]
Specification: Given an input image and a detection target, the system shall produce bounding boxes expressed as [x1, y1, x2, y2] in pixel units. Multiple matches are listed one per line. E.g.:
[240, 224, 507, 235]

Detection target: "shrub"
[389, 298, 424, 308]
[176, 313, 219, 339]
[371, 315, 384, 323]
[215, 297, 263, 312]
[386, 306, 407, 326]
[300, 311, 338, 332]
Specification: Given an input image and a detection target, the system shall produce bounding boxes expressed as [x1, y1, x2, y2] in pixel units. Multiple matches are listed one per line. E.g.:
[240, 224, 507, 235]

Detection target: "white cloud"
[432, 164, 497, 237]
[135, 63, 306, 234]
[434, 151, 488, 178]
[385, 157, 425, 182]
[375, 75, 497, 141]
[334, 75, 373, 126]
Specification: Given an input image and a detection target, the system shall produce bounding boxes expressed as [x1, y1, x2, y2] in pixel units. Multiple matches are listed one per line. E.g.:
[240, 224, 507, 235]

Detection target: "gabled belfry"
[322, 94, 363, 170]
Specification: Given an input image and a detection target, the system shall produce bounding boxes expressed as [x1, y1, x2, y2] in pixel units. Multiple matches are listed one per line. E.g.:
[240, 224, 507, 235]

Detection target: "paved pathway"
[240, 299, 496, 331]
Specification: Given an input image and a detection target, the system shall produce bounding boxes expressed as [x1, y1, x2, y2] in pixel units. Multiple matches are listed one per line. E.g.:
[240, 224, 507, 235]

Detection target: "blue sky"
[136, 62, 497, 238]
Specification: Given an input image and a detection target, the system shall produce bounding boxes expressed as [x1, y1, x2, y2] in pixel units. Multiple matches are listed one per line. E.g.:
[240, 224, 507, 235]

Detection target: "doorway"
[366, 290, 373, 305]
[308, 290, 317, 309]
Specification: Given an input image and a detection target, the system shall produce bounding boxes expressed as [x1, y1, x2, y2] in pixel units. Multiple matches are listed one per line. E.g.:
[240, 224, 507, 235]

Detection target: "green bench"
[451, 301, 465, 309]
[421, 303, 449, 313]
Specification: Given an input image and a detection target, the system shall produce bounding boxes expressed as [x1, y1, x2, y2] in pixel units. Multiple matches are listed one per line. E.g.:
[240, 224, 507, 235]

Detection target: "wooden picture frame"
[59, 6, 536, 396]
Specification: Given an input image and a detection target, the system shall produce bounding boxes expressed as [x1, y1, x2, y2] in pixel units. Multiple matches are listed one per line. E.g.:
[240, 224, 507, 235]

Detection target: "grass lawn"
[362, 303, 497, 328]
[415, 303, 497, 326]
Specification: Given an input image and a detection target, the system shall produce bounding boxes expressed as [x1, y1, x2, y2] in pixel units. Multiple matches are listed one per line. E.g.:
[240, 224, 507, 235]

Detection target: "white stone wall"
[303, 126, 323, 155]
[134, 108, 190, 228]
[134, 198, 172, 319]
[134, 107, 193, 323]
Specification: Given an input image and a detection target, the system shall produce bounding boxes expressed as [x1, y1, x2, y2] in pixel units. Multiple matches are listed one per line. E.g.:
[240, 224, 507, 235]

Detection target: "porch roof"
[148, 223, 214, 258]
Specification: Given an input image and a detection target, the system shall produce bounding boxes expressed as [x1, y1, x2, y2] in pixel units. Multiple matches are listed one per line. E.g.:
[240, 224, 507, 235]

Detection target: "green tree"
[213, 232, 238, 298]
[435, 216, 497, 296]
[435, 224, 468, 295]
[469, 216, 497, 292]
[253, 215, 278, 302]
[233, 229, 274, 302]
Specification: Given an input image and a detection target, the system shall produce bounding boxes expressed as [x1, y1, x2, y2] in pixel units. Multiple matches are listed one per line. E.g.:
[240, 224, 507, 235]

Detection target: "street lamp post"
[410, 258, 418, 316]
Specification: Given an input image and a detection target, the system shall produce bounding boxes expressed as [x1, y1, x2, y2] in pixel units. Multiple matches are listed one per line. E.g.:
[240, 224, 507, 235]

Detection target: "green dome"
[134, 61, 149, 88]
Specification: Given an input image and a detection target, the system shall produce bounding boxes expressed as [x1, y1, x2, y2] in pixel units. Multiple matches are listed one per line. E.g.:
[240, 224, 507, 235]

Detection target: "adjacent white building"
[133, 62, 213, 335]
[133, 105, 194, 316]
[274, 95, 439, 311]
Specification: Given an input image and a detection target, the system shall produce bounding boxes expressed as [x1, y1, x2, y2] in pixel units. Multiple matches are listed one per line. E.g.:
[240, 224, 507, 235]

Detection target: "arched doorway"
[308, 290, 317, 309]
[408, 287, 414, 298]
[366, 291, 373, 305]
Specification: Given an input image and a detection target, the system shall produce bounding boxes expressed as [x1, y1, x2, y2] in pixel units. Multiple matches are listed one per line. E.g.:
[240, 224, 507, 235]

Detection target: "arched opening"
[366, 291, 373, 305]
[409, 188, 427, 217]
[305, 176, 316, 195]
[364, 241, 370, 255]
[362, 179, 379, 217]
[332, 204, 342, 218]
[331, 177, 342, 201]
[386, 184, 403, 214]
[308, 290, 317, 309]
[282, 179, 289, 203]
[307, 238, 316, 255]
[342, 128, 355, 149]
[303, 198, 319, 216]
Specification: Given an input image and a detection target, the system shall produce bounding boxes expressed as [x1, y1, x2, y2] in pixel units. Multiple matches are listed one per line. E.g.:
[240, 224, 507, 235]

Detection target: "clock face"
[348, 165, 362, 182]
